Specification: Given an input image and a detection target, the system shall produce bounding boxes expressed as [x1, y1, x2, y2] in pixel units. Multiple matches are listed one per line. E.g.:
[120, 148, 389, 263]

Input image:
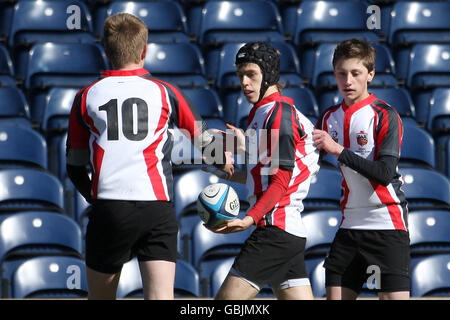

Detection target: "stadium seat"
[428, 87, 450, 135]
[0, 168, 64, 214]
[25, 42, 107, 91]
[408, 210, 450, 256]
[399, 167, 450, 210]
[388, 1, 450, 46]
[400, 125, 435, 169]
[0, 211, 83, 297]
[302, 210, 341, 257]
[198, 0, 284, 46]
[181, 88, 223, 119]
[0, 44, 16, 87]
[191, 220, 253, 295]
[0, 124, 47, 170]
[210, 256, 235, 297]
[369, 43, 398, 88]
[11, 256, 87, 298]
[9, 0, 94, 48]
[410, 254, 450, 297]
[307, 258, 326, 298]
[0, 87, 30, 128]
[41, 88, 78, 134]
[9, 0, 95, 79]
[144, 43, 207, 88]
[291, 0, 379, 46]
[283, 87, 320, 122]
[311, 43, 337, 90]
[116, 257, 142, 298]
[303, 168, 342, 212]
[104, 1, 189, 43]
[175, 259, 201, 297]
[407, 44, 450, 89]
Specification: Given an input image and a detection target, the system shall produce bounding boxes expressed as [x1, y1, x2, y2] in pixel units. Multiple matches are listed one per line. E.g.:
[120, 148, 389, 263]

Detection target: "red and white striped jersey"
[317, 93, 408, 231]
[245, 92, 320, 238]
[67, 68, 206, 201]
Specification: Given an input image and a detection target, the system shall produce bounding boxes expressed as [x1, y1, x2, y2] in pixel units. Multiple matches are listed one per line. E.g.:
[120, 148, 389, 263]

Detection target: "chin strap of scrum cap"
[235, 42, 281, 103]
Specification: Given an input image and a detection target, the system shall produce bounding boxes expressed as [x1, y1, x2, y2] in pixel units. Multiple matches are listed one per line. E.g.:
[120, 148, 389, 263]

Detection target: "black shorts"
[324, 229, 411, 293]
[231, 226, 309, 291]
[85, 200, 178, 274]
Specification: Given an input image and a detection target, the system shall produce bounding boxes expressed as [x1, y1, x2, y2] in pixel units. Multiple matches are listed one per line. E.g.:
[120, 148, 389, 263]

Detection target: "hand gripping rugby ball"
[197, 183, 240, 228]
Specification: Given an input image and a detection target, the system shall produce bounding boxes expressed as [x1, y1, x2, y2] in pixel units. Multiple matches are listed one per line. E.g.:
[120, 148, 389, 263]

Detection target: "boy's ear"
[141, 44, 148, 61]
[367, 69, 375, 83]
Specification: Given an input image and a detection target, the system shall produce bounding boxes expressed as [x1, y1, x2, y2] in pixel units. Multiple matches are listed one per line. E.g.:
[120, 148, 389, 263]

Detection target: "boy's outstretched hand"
[204, 216, 254, 234]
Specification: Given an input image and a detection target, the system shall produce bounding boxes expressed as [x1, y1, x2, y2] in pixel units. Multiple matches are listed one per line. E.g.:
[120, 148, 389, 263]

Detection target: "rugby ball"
[197, 183, 240, 228]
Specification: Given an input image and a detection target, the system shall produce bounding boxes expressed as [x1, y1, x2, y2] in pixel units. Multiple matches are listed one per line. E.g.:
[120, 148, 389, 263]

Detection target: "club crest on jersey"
[356, 131, 368, 146]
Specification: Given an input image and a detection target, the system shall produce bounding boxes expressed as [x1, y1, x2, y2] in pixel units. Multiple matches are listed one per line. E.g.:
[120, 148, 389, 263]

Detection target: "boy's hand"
[204, 216, 254, 234]
[313, 129, 344, 157]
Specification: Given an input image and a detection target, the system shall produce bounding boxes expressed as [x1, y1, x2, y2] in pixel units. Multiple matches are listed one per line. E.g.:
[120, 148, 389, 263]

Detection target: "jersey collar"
[341, 93, 376, 112]
[254, 91, 293, 108]
[102, 68, 150, 77]
[247, 92, 293, 127]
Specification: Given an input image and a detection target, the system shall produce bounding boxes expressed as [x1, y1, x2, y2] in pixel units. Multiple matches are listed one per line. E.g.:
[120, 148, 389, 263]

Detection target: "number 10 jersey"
[67, 68, 205, 201]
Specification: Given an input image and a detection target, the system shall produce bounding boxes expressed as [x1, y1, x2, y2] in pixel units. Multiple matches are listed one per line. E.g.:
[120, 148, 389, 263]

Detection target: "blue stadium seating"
[283, 87, 320, 122]
[144, 43, 207, 88]
[291, 0, 379, 46]
[410, 254, 450, 297]
[0, 211, 83, 297]
[41, 87, 78, 134]
[0, 87, 31, 127]
[175, 259, 201, 297]
[0, 44, 16, 87]
[9, 0, 94, 48]
[0, 168, 64, 214]
[388, 1, 450, 46]
[191, 220, 253, 296]
[408, 210, 450, 256]
[198, 0, 284, 46]
[307, 258, 326, 298]
[399, 167, 450, 210]
[11, 256, 87, 298]
[401, 125, 435, 169]
[9, 0, 95, 79]
[210, 256, 234, 297]
[25, 42, 107, 90]
[0, 124, 47, 170]
[428, 88, 450, 135]
[407, 44, 450, 89]
[116, 257, 142, 298]
[303, 168, 342, 212]
[311, 43, 337, 89]
[302, 210, 341, 257]
[105, 1, 189, 43]
[181, 88, 223, 119]
[370, 43, 398, 88]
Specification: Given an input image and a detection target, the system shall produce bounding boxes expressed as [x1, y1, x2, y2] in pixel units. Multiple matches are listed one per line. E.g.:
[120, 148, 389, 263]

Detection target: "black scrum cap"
[235, 42, 281, 103]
